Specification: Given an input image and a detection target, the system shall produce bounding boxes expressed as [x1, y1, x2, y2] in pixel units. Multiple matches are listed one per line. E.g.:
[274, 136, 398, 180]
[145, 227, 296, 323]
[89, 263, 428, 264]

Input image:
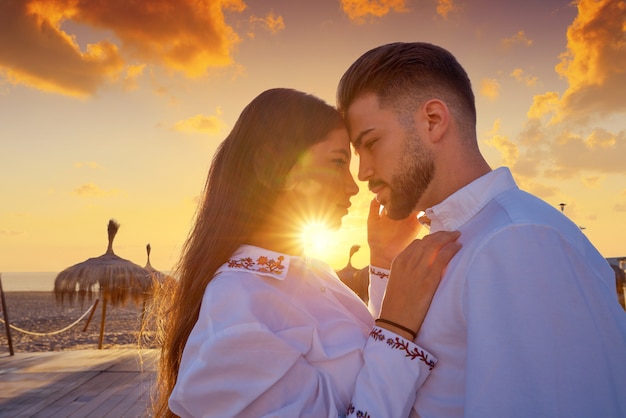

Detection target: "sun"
[301, 222, 334, 259]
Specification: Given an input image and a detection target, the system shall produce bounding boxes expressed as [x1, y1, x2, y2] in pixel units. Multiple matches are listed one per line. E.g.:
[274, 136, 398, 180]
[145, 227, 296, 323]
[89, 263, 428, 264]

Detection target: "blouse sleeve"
[368, 265, 390, 317]
[348, 327, 437, 418]
[169, 322, 343, 418]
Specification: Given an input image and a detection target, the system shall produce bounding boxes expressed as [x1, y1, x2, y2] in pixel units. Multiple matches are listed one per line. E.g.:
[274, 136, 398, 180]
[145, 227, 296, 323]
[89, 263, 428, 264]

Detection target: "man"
[338, 42, 626, 417]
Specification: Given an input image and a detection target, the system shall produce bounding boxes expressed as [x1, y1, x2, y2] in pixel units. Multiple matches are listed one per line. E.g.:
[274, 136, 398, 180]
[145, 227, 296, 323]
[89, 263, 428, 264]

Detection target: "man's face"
[346, 93, 435, 219]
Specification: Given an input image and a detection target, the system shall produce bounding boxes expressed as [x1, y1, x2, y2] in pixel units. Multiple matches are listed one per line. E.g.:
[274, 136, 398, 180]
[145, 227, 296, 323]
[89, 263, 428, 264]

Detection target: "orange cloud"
[510, 68, 538, 87]
[73, 183, 120, 197]
[436, 0, 459, 19]
[340, 0, 408, 23]
[73, 161, 101, 169]
[0, 0, 247, 96]
[527, 91, 560, 120]
[479, 77, 501, 100]
[548, 129, 626, 178]
[485, 120, 518, 166]
[512, 115, 626, 181]
[0, 0, 123, 97]
[487, 134, 519, 167]
[505, 0, 626, 186]
[123, 64, 147, 91]
[501, 30, 533, 50]
[75, 0, 246, 77]
[249, 11, 285, 35]
[556, 0, 626, 119]
[172, 108, 226, 134]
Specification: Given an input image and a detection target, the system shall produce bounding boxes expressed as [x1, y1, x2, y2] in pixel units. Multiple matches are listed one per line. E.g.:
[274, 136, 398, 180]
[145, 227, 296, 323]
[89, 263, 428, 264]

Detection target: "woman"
[155, 88, 461, 417]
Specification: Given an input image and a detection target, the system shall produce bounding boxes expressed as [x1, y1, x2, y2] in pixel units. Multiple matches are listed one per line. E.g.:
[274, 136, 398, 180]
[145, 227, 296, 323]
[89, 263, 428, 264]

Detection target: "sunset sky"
[1, 0, 625, 273]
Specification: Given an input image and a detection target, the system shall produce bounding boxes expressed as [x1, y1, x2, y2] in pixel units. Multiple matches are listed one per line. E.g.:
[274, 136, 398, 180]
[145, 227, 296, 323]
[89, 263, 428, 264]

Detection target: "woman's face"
[280, 127, 359, 230]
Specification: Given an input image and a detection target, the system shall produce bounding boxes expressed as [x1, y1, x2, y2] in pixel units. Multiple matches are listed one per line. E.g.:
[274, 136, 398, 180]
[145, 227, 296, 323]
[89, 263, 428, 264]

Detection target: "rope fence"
[0, 299, 98, 336]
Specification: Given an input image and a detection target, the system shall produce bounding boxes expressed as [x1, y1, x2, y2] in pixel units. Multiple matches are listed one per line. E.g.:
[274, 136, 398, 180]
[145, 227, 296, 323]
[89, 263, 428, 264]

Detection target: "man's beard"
[385, 129, 435, 220]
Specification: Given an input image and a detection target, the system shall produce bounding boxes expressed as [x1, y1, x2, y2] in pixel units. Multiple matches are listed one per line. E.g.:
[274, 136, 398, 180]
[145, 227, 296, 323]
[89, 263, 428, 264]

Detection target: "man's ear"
[421, 99, 449, 143]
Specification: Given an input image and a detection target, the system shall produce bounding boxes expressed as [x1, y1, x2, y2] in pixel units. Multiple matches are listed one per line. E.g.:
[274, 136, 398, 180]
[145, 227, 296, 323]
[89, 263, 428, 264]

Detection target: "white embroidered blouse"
[169, 244, 436, 418]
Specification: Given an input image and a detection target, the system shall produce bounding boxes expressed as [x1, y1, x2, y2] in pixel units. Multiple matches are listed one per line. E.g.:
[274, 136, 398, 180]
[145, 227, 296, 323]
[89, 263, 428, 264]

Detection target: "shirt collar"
[218, 244, 339, 282]
[425, 167, 518, 232]
[218, 244, 293, 280]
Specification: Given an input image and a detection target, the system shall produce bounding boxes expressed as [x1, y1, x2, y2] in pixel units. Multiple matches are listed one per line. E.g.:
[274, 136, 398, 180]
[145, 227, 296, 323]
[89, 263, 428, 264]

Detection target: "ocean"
[0, 271, 175, 292]
[0, 272, 59, 292]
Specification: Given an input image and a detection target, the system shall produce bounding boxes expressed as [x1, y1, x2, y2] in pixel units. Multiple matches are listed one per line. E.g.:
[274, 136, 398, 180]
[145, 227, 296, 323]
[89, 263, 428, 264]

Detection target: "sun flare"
[301, 222, 334, 259]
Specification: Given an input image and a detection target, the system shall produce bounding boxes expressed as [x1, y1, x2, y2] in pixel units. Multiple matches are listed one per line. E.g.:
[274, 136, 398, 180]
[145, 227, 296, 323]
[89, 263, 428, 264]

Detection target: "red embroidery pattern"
[369, 266, 389, 280]
[370, 327, 436, 370]
[346, 403, 370, 418]
[227, 255, 286, 275]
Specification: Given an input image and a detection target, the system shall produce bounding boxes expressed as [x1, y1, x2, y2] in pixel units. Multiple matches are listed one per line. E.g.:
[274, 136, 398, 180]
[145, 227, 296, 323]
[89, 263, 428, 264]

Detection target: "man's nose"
[357, 156, 373, 182]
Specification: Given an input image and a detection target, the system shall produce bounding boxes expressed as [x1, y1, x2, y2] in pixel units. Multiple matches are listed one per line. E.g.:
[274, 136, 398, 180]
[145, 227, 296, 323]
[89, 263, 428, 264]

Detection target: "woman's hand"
[368, 199, 422, 269]
[376, 231, 462, 339]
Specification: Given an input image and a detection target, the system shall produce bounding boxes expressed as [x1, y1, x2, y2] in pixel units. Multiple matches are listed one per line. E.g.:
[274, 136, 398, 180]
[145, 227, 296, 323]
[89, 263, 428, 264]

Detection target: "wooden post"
[82, 298, 100, 332]
[141, 298, 146, 325]
[0, 274, 15, 356]
[98, 297, 108, 349]
[139, 297, 147, 343]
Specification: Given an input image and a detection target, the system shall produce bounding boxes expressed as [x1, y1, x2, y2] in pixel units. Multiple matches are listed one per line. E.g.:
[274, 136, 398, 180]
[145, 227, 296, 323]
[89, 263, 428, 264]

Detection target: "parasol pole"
[82, 298, 99, 332]
[0, 274, 14, 356]
[141, 297, 147, 327]
[141, 244, 151, 330]
[98, 296, 107, 349]
[97, 220, 117, 349]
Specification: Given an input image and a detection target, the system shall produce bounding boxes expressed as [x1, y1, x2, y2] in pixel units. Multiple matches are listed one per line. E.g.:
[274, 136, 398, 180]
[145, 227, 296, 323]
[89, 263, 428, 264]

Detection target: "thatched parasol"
[144, 243, 171, 284]
[142, 243, 174, 317]
[54, 219, 152, 348]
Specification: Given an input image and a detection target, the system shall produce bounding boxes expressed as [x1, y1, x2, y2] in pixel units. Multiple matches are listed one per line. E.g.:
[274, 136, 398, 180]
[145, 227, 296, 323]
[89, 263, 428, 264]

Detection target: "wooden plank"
[0, 371, 57, 400]
[61, 371, 138, 418]
[102, 372, 154, 418]
[0, 349, 158, 418]
[107, 350, 157, 373]
[9, 372, 100, 418]
[38, 372, 126, 418]
[0, 351, 58, 371]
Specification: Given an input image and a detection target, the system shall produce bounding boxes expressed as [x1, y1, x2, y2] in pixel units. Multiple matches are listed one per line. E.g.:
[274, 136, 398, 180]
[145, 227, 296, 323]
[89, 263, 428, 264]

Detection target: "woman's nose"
[345, 171, 359, 196]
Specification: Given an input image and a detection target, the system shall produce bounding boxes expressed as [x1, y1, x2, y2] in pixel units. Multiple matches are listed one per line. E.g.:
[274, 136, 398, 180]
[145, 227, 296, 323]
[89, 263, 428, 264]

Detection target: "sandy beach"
[0, 291, 159, 353]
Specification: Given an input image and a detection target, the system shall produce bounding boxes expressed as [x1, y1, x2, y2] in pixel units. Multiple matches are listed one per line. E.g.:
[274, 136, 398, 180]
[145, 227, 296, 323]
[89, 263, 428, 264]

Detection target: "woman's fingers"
[378, 231, 462, 336]
[368, 198, 422, 268]
[430, 234, 463, 271]
[368, 197, 383, 220]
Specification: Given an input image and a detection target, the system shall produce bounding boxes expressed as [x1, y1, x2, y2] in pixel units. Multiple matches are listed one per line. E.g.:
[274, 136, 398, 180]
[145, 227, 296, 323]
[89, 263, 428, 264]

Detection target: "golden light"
[301, 222, 334, 259]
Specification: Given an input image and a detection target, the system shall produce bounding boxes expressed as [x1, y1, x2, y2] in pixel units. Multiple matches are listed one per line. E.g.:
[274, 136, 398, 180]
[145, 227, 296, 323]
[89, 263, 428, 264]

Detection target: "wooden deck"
[0, 349, 158, 418]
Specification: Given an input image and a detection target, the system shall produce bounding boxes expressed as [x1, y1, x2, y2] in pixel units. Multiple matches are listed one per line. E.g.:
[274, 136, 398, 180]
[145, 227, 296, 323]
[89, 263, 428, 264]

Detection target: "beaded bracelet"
[375, 318, 417, 340]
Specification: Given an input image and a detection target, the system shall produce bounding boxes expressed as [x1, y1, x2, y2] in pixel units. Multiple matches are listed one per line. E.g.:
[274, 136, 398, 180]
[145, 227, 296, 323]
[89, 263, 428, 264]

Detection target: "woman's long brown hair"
[153, 88, 343, 417]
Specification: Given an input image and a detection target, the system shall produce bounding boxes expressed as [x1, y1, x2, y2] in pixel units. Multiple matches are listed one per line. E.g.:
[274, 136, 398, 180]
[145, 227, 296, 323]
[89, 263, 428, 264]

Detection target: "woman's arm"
[170, 321, 436, 418]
